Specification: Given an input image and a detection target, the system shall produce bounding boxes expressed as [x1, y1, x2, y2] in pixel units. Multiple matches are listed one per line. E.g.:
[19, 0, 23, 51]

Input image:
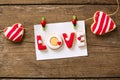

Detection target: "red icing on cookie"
[57, 41, 61, 45]
[3, 23, 24, 42]
[37, 35, 47, 50]
[62, 32, 75, 48]
[77, 37, 81, 41]
[91, 11, 116, 35]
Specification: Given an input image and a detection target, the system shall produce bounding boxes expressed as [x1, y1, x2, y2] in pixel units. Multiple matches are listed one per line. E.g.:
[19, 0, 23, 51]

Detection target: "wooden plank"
[76, 78, 120, 80]
[0, 5, 119, 78]
[0, 78, 120, 80]
[0, 0, 118, 5]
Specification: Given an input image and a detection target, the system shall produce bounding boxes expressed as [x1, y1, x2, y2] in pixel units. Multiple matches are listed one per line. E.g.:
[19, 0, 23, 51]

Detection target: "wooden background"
[0, 0, 120, 79]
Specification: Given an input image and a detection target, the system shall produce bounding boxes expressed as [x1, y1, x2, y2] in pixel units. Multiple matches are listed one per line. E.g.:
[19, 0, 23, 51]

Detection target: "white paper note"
[34, 21, 88, 60]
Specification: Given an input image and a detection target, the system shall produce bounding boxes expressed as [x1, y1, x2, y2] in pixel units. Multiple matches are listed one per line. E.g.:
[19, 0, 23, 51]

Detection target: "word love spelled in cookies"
[36, 32, 85, 50]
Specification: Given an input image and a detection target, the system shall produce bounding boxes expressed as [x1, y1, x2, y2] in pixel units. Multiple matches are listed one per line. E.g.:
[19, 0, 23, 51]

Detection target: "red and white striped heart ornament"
[91, 11, 116, 35]
[3, 23, 24, 42]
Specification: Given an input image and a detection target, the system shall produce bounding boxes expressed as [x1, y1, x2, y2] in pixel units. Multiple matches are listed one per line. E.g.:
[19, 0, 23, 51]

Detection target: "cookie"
[91, 11, 116, 35]
[3, 23, 24, 42]
[76, 31, 85, 47]
[62, 32, 75, 48]
[47, 34, 62, 49]
[37, 35, 47, 50]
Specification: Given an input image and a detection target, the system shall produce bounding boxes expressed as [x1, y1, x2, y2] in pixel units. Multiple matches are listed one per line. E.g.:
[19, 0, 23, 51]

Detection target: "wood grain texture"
[0, 5, 119, 78]
[0, 78, 119, 80]
[0, 0, 118, 5]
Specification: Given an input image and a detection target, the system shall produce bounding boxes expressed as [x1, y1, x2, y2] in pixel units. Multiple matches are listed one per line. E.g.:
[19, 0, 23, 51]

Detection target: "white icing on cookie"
[38, 40, 42, 44]
[77, 31, 84, 37]
[81, 37, 85, 41]
[65, 37, 69, 41]
[78, 42, 85, 47]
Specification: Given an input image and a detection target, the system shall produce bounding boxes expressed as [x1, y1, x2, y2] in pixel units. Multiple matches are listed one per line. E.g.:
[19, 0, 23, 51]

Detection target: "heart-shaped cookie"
[91, 11, 116, 35]
[3, 23, 24, 42]
[57, 41, 62, 45]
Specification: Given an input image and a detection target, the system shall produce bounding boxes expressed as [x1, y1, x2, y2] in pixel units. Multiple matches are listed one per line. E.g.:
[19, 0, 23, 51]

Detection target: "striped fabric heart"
[3, 23, 24, 42]
[91, 11, 116, 35]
